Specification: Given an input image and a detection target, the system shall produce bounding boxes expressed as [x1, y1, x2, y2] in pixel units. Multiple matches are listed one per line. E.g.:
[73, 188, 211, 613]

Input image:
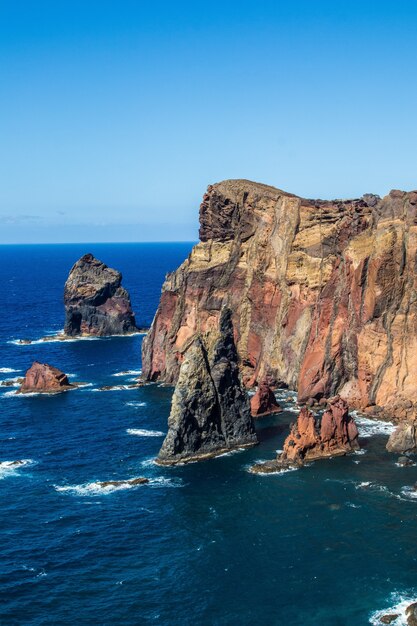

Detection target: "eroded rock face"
[19, 362, 73, 394]
[64, 254, 137, 336]
[386, 422, 417, 454]
[283, 396, 359, 463]
[142, 179, 417, 421]
[250, 382, 282, 418]
[156, 308, 257, 465]
[251, 397, 359, 473]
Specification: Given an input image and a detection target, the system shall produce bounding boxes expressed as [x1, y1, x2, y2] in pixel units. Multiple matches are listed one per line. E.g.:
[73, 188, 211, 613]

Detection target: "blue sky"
[1, 1, 417, 243]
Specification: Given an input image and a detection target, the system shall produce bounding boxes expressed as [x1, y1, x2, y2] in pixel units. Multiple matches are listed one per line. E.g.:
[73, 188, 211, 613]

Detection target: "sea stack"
[19, 362, 74, 394]
[251, 396, 359, 473]
[64, 254, 137, 336]
[142, 180, 417, 424]
[250, 381, 282, 418]
[156, 308, 258, 465]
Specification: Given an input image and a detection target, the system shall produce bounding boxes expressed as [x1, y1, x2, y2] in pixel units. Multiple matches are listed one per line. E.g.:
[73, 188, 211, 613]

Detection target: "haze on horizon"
[1, 0, 417, 244]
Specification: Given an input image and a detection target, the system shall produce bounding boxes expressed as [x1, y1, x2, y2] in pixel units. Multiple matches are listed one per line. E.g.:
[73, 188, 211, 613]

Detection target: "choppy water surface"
[0, 244, 416, 625]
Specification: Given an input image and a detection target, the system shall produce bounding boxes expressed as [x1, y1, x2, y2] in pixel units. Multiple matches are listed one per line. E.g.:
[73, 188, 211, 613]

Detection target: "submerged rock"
[64, 253, 137, 336]
[156, 308, 258, 465]
[386, 421, 417, 454]
[97, 477, 148, 488]
[18, 362, 74, 394]
[251, 396, 359, 473]
[250, 382, 282, 418]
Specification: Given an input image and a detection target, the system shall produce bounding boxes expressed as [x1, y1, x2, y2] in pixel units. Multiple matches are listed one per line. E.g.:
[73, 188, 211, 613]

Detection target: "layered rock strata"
[250, 381, 282, 417]
[156, 308, 258, 465]
[142, 179, 417, 421]
[19, 362, 74, 394]
[251, 396, 359, 473]
[64, 254, 137, 336]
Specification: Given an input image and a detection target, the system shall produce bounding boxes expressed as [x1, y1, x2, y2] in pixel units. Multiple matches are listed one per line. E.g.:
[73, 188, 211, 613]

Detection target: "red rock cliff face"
[142, 179, 417, 419]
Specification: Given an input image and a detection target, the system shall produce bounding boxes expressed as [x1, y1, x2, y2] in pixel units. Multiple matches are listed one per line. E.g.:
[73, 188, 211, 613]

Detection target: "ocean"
[0, 243, 416, 626]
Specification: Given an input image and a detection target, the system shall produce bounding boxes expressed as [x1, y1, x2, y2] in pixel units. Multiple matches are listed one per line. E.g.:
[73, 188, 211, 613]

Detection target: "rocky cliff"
[156, 308, 257, 465]
[142, 179, 417, 420]
[64, 254, 137, 336]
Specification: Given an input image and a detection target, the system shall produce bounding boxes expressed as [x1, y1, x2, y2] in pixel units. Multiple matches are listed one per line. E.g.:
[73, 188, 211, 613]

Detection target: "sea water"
[0, 243, 416, 626]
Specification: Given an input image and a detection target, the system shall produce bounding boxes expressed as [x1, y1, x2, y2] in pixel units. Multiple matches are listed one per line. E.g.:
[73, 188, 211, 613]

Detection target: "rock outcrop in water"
[156, 308, 258, 465]
[64, 254, 137, 336]
[386, 421, 417, 454]
[19, 362, 74, 394]
[250, 381, 282, 418]
[251, 396, 359, 473]
[283, 396, 359, 462]
[142, 179, 417, 422]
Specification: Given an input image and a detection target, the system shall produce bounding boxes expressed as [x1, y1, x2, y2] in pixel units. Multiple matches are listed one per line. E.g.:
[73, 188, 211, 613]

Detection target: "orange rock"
[250, 382, 282, 418]
[142, 180, 417, 423]
[19, 362, 73, 394]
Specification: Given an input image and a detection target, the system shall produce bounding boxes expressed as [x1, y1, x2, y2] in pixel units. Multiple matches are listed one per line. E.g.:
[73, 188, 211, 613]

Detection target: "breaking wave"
[370, 592, 417, 625]
[127, 428, 164, 437]
[0, 459, 35, 479]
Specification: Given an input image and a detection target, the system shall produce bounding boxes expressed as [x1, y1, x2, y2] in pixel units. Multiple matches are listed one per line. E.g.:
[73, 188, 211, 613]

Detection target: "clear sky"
[1, 1, 417, 243]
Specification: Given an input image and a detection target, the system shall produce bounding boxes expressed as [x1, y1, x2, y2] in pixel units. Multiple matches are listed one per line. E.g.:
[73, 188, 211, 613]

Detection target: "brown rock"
[19, 362, 74, 394]
[387, 421, 417, 454]
[282, 396, 359, 463]
[98, 477, 148, 488]
[142, 179, 417, 425]
[250, 382, 282, 417]
[407, 603, 417, 626]
[379, 615, 399, 624]
[64, 253, 137, 336]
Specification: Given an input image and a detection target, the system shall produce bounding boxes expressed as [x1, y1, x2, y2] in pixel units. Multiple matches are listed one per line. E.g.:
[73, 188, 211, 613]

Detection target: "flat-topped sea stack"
[156, 308, 258, 465]
[250, 381, 282, 418]
[19, 362, 75, 394]
[64, 254, 137, 336]
[142, 179, 417, 423]
[251, 396, 359, 473]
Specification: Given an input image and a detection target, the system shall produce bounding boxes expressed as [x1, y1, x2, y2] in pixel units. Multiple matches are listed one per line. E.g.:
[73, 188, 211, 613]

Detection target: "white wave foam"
[400, 486, 417, 501]
[127, 428, 164, 437]
[55, 475, 183, 495]
[126, 401, 147, 408]
[0, 368, 21, 374]
[91, 385, 139, 392]
[141, 458, 157, 467]
[54, 477, 148, 496]
[112, 370, 142, 377]
[0, 377, 21, 387]
[0, 459, 35, 479]
[353, 415, 396, 438]
[148, 477, 184, 488]
[370, 593, 417, 625]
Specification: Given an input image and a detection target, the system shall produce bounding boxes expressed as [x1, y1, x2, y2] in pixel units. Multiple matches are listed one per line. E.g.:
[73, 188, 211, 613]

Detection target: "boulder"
[19, 362, 74, 394]
[64, 253, 137, 336]
[387, 422, 417, 454]
[156, 308, 258, 465]
[250, 382, 282, 418]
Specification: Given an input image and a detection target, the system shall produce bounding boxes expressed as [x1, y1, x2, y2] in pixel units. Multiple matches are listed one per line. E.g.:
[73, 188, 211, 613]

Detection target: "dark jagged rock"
[251, 396, 359, 473]
[156, 308, 258, 465]
[19, 362, 74, 394]
[98, 477, 148, 488]
[64, 254, 137, 336]
[250, 381, 282, 418]
[142, 179, 417, 425]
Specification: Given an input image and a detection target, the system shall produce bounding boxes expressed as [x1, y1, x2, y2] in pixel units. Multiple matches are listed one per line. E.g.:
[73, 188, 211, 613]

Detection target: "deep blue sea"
[0, 243, 416, 626]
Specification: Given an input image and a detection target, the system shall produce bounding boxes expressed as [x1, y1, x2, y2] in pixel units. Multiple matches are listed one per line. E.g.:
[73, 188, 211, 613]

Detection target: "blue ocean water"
[0, 243, 416, 626]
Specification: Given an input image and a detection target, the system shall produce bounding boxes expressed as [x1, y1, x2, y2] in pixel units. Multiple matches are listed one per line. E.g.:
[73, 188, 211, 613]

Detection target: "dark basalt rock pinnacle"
[64, 253, 137, 336]
[156, 308, 258, 465]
